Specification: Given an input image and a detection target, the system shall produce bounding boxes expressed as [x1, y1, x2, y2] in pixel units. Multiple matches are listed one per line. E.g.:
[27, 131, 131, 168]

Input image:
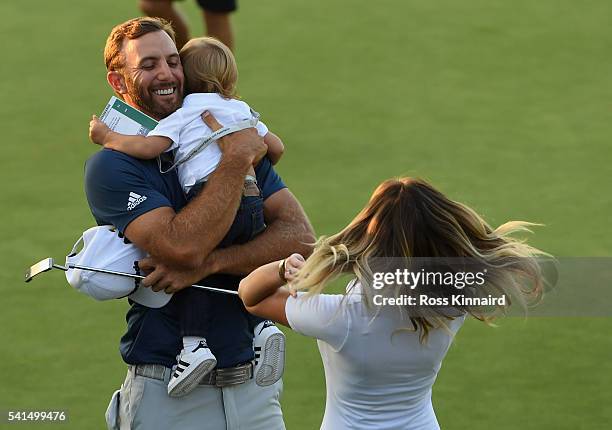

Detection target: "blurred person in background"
[239, 177, 546, 430]
[139, 0, 236, 50]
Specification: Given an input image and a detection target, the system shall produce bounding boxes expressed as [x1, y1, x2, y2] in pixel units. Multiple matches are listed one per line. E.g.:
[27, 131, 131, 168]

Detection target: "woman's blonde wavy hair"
[292, 177, 547, 342]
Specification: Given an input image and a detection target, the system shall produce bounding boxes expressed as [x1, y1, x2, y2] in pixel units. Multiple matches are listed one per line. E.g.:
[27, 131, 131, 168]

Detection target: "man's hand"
[89, 115, 112, 145]
[138, 257, 204, 294]
[201, 111, 267, 166]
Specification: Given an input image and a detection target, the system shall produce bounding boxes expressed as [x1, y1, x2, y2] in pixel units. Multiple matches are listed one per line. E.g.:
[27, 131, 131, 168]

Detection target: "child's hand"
[89, 115, 111, 145]
[263, 132, 284, 165]
[283, 253, 306, 287]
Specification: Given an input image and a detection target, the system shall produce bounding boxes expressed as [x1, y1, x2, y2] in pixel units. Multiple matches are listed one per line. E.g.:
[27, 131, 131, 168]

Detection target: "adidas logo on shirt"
[127, 192, 147, 211]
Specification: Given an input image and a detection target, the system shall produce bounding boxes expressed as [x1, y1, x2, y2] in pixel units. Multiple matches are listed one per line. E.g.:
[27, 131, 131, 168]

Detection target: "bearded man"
[85, 17, 313, 430]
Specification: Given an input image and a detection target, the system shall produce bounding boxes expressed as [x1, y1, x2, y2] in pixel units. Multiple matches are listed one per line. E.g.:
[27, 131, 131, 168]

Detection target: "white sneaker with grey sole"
[253, 320, 285, 386]
[168, 340, 217, 397]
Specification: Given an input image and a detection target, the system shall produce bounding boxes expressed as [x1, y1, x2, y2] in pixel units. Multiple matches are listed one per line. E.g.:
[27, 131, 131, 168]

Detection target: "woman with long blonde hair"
[238, 177, 545, 430]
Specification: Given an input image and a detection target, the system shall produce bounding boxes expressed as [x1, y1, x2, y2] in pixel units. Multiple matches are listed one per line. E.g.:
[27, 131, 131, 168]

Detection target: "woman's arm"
[263, 132, 284, 165]
[89, 115, 172, 159]
[238, 254, 304, 326]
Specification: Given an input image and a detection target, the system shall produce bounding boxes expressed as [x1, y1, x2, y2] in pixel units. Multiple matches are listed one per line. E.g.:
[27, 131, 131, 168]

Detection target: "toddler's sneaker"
[168, 340, 217, 397]
[253, 320, 285, 386]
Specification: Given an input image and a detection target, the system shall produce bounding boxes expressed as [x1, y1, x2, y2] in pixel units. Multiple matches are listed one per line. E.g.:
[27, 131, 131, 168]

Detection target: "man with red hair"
[88, 17, 312, 429]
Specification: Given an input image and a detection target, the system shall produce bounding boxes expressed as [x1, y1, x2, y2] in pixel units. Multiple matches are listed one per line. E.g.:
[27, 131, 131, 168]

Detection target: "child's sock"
[183, 336, 206, 351]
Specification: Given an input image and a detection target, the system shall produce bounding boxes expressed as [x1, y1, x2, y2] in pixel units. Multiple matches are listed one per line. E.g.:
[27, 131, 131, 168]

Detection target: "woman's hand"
[283, 254, 306, 297]
[284, 253, 305, 282]
[89, 115, 111, 145]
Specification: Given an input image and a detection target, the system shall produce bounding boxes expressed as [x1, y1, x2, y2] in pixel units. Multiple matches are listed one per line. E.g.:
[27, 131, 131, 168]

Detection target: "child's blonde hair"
[179, 37, 238, 98]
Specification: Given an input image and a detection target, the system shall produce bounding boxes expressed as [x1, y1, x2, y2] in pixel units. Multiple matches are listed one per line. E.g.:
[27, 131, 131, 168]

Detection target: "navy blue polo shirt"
[84, 149, 286, 368]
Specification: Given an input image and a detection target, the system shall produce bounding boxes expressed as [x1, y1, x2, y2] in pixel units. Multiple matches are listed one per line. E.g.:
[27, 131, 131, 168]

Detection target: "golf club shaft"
[64, 263, 239, 296]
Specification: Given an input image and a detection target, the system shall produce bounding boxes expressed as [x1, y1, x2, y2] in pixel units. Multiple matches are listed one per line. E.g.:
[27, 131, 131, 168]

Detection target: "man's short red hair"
[104, 17, 176, 71]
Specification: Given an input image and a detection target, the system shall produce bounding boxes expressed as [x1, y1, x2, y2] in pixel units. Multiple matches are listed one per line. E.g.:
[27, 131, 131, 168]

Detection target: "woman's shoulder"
[285, 292, 350, 348]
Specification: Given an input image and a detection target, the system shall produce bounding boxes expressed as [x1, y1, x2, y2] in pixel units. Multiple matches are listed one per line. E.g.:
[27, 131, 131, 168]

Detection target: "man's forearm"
[170, 154, 251, 260]
[207, 190, 315, 275]
[147, 154, 251, 268]
[121, 113, 268, 286]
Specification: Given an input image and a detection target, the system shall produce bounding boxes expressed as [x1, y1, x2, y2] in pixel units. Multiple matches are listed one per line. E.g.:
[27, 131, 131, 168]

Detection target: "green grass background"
[1, 0, 611, 428]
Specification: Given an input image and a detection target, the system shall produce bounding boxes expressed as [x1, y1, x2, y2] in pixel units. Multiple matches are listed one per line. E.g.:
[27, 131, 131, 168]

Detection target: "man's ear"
[107, 71, 127, 94]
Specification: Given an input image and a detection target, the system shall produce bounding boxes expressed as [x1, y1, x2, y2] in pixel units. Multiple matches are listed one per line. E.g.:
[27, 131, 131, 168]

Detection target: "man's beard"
[124, 75, 181, 120]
